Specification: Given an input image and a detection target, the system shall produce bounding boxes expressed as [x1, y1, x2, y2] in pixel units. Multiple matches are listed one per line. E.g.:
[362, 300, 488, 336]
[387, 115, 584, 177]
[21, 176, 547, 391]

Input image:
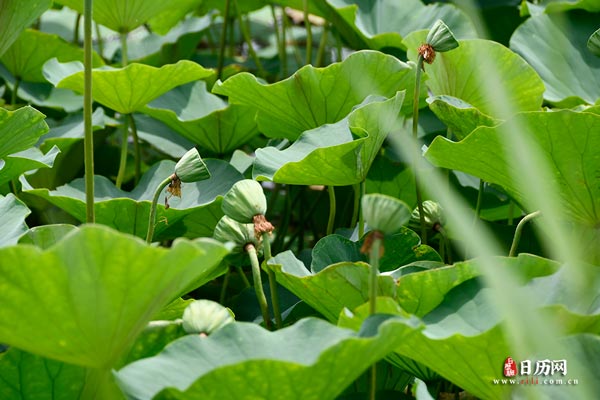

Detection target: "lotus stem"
[509, 211, 541, 257]
[11, 78, 20, 106]
[84, 0, 95, 223]
[263, 234, 283, 329]
[327, 185, 336, 235]
[271, 5, 285, 79]
[358, 180, 365, 238]
[368, 233, 382, 400]
[413, 55, 427, 245]
[246, 243, 272, 330]
[235, 265, 251, 288]
[120, 31, 128, 67]
[74, 13, 81, 44]
[115, 114, 129, 189]
[219, 267, 231, 304]
[303, 0, 312, 64]
[237, 10, 266, 78]
[217, 0, 231, 80]
[351, 183, 360, 229]
[129, 114, 140, 185]
[315, 24, 329, 67]
[146, 175, 172, 243]
[95, 22, 104, 61]
[474, 179, 485, 221]
[281, 6, 289, 76]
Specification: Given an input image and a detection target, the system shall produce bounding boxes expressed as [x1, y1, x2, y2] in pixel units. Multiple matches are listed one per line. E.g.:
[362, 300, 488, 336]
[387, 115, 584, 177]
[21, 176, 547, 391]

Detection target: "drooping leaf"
[23, 159, 243, 241]
[510, 13, 600, 107]
[115, 317, 411, 400]
[0, 347, 86, 399]
[52, 60, 215, 114]
[253, 93, 404, 186]
[0, 146, 59, 187]
[0, 0, 51, 57]
[0, 29, 103, 83]
[17, 224, 77, 249]
[213, 50, 420, 140]
[425, 110, 600, 227]
[0, 194, 30, 248]
[404, 33, 544, 128]
[0, 106, 48, 159]
[54, 0, 175, 33]
[426, 95, 501, 140]
[141, 81, 259, 154]
[0, 225, 229, 368]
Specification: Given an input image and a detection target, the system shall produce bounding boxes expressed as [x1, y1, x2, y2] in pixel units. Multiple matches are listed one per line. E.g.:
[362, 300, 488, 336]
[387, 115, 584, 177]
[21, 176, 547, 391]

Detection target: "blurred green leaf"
[0, 0, 51, 57]
[17, 224, 77, 249]
[0, 106, 48, 159]
[0, 194, 30, 248]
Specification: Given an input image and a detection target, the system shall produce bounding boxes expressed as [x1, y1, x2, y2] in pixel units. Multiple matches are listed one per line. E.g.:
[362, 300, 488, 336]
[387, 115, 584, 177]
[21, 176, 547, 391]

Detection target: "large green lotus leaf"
[308, 0, 477, 51]
[366, 155, 417, 207]
[269, 251, 396, 321]
[115, 317, 411, 400]
[0, 347, 86, 399]
[425, 110, 600, 227]
[23, 159, 243, 240]
[0, 146, 59, 187]
[253, 93, 404, 186]
[142, 81, 259, 154]
[426, 95, 502, 140]
[311, 229, 441, 274]
[0, 106, 48, 159]
[0, 0, 51, 57]
[404, 33, 544, 122]
[340, 255, 598, 400]
[148, 0, 204, 34]
[0, 194, 30, 248]
[213, 50, 419, 140]
[55, 60, 214, 114]
[55, 0, 174, 32]
[134, 113, 195, 158]
[0, 225, 229, 368]
[0, 29, 103, 83]
[510, 13, 600, 107]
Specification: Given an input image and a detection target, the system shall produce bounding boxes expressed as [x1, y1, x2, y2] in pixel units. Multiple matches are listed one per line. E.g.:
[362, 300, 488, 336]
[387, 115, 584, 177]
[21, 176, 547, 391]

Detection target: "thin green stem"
[474, 179, 485, 221]
[280, 7, 288, 76]
[509, 211, 541, 257]
[334, 30, 343, 62]
[271, 5, 283, 79]
[115, 115, 129, 189]
[120, 31, 128, 67]
[236, 7, 266, 77]
[315, 24, 329, 67]
[413, 55, 427, 245]
[303, 0, 312, 64]
[263, 235, 283, 329]
[146, 175, 172, 243]
[129, 114, 140, 185]
[95, 22, 104, 61]
[84, 0, 95, 223]
[247, 244, 272, 330]
[326, 185, 336, 235]
[11, 78, 20, 107]
[507, 201, 515, 226]
[358, 180, 365, 238]
[217, 0, 231, 80]
[351, 183, 360, 229]
[235, 265, 251, 288]
[219, 267, 231, 304]
[74, 13, 81, 44]
[368, 234, 382, 400]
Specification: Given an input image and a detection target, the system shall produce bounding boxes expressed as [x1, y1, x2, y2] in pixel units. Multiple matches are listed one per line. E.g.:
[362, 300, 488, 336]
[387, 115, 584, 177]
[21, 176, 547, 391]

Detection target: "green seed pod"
[425, 20, 459, 53]
[174, 148, 211, 183]
[222, 179, 267, 223]
[361, 194, 412, 235]
[213, 215, 261, 253]
[410, 200, 445, 231]
[588, 28, 600, 57]
[182, 300, 234, 335]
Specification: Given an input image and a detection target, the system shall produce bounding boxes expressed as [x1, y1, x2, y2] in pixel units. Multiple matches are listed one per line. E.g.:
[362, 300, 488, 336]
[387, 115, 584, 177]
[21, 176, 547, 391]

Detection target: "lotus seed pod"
[410, 200, 445, 231]
[174, 148, 211, 183]
[182, 300, 234, 335]
[213, 215, 261, 253]
[222, 179, 267, 223]
[425, 20, 459, 53]
[361, 194, 412, 235]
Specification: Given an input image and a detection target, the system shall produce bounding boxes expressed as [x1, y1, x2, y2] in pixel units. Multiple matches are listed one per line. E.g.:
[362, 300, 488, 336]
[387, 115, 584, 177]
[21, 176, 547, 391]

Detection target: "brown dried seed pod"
[253, 214, 274, 238]
[418, 43, 436, 64]
[359, 230, 385, 257]
[166, 174, 182, 198]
